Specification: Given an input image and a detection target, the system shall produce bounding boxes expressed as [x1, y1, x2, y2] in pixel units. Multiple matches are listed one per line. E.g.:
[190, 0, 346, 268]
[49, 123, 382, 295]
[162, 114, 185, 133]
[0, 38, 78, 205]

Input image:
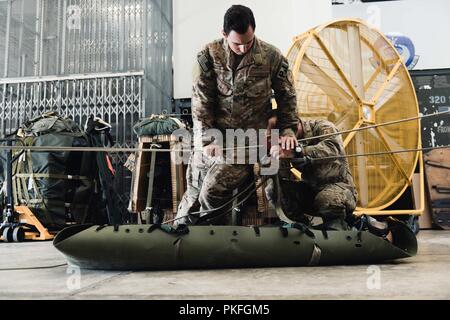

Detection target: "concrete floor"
[0, 230, 449, 300]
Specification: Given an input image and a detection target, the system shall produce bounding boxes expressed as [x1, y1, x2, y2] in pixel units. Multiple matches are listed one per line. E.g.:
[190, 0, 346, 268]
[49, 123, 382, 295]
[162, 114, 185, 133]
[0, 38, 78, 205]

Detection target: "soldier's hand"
[280, 135, 298, 150]
[203, 144, 222, 158]
[270, 145, 280, 160]
[270, 145, 294, 159]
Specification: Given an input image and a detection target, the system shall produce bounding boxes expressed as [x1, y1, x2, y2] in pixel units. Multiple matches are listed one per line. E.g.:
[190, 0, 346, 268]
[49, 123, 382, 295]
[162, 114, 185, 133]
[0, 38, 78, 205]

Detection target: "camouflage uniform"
[270, 119, 358, 229]
[175, 37, 298, 225]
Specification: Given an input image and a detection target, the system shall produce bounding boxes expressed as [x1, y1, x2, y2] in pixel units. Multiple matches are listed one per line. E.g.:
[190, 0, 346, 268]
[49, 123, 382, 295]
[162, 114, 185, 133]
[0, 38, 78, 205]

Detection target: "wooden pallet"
[129, 135, 186, 220]
[129, 135, 273, 225]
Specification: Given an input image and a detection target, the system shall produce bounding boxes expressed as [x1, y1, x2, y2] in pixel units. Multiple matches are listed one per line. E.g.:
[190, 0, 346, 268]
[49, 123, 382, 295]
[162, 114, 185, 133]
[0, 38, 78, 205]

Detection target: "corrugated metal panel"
[0, 0, 173, 205]
[0, 0, 173, 115]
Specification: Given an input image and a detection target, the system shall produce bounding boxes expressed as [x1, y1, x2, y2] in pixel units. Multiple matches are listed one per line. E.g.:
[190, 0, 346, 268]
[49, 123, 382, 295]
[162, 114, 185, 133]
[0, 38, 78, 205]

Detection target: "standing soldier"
[268, 117, 358, 231]
[175, 5, 298, 225]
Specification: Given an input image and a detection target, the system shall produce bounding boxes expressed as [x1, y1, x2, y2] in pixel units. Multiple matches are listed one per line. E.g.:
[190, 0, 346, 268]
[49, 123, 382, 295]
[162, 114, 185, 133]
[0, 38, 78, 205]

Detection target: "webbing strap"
[145, 151, 157, 208]
[174, 237, 183, 266]
[18, 178, 28, 203]
[13, 155, 29, 204]
[15, 173, 90, 180]
[17, 199, 88, 210]
[281, 222, 316, 239]
[24, 199, 43, 204]
[12, 177, 20, 205]
[308, 244, 322, 266]
[279, 226, 289, 238]
[147, 224, 190, 235]
[357, 230, 362, 242]
[26, 151, 43, 202]
[321, 226, 329, 239]
[273, 176, 296, 224]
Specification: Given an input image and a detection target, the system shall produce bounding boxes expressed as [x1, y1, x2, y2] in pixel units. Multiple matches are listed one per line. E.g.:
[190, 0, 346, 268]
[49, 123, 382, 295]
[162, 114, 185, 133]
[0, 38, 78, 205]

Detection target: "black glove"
[291, 154, 312, 170]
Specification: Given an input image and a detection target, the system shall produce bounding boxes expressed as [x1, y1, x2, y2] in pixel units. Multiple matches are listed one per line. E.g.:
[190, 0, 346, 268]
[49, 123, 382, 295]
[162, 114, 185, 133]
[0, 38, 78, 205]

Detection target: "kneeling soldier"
[268, 117, 358, 230]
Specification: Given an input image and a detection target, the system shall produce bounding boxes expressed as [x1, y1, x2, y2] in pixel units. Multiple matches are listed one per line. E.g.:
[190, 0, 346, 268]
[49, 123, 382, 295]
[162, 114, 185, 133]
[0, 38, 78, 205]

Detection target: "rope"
[298, 110, 450, 144]
[163, 144, 450, 224]
[0, 112, 447, 224]
[0, 263, 67, 271]
[0, 109, 448, 154]
[163, 176, 270, 224]
[1, 143, 448, 164]
[309, 145, 450, 163]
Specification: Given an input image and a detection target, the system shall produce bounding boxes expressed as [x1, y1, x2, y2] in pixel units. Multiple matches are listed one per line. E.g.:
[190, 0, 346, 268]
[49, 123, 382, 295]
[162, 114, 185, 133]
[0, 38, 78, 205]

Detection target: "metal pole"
[39, 0, 45, 76]
[20, 55, 26, 77]
[0, 70, 144, 84]
[115, 0, 119, 70]
[1, 84, 7, 136]
[103, 0, 108, 71]
[141, 0, 148, 116]
[3, 0, 12, 78]
[6, 140, 14, 217]
[56, 0, 62, 75]
[78, 0, 85, 74]
[18, 0, 25, 77]
[119, 0, 125, 71]
[61, 0, 67, 74]
[34, 0, 41, 76]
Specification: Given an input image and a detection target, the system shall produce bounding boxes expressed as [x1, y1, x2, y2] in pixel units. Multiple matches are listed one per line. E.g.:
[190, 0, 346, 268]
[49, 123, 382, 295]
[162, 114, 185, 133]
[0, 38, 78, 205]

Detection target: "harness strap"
[15, 173, 90, 180]
[279, 226, 289, 238]
[147, 224, 190, 235]
[281, 222, 316, 239]
[308, 244, 322, 266]
[174, 237, 183, 266]
[357, 230, 362, 242]
[321, 225, 328, 239]
[273, 175, 296, 224]
[26, 150, 43, 202]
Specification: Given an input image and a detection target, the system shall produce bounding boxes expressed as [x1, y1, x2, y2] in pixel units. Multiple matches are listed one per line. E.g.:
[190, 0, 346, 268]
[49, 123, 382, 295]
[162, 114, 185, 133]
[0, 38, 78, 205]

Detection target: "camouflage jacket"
[284, 119, 357, 192]
[192, 37, 298, 146]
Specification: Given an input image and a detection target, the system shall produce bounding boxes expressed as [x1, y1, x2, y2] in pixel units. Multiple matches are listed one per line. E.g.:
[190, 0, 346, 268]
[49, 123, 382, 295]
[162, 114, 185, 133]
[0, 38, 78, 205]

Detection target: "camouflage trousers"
[272, 178, 357, 225]
[174, 151, 251, 226]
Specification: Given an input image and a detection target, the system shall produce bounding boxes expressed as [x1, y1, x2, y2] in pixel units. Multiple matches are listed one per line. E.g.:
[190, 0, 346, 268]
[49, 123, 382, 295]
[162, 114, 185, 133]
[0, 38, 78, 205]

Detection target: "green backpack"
[132, 114, 185, 137]
[2, 112, 108, 230]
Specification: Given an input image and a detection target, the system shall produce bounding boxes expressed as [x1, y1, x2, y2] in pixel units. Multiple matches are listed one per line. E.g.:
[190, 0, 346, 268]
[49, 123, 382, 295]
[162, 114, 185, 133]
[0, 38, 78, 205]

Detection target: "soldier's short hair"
[223, 5, 256, 35]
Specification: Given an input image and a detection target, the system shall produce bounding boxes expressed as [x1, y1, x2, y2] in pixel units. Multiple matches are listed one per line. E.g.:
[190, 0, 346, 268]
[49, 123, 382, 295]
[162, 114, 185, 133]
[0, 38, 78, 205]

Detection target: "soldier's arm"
[302, 120, 343, 159]
[191, 49, 217, 146]
[271, 53, 298, 138]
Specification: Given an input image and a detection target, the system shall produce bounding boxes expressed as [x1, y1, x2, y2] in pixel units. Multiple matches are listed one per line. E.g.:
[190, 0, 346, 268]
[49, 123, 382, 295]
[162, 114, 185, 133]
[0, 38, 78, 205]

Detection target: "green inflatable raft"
[53, 218, 417, 270]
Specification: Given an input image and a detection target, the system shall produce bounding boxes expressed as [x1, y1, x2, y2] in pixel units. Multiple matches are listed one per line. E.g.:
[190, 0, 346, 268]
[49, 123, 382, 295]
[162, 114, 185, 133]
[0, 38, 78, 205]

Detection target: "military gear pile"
[0, 112, 109, 230]
[133, 114, 185, 137]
